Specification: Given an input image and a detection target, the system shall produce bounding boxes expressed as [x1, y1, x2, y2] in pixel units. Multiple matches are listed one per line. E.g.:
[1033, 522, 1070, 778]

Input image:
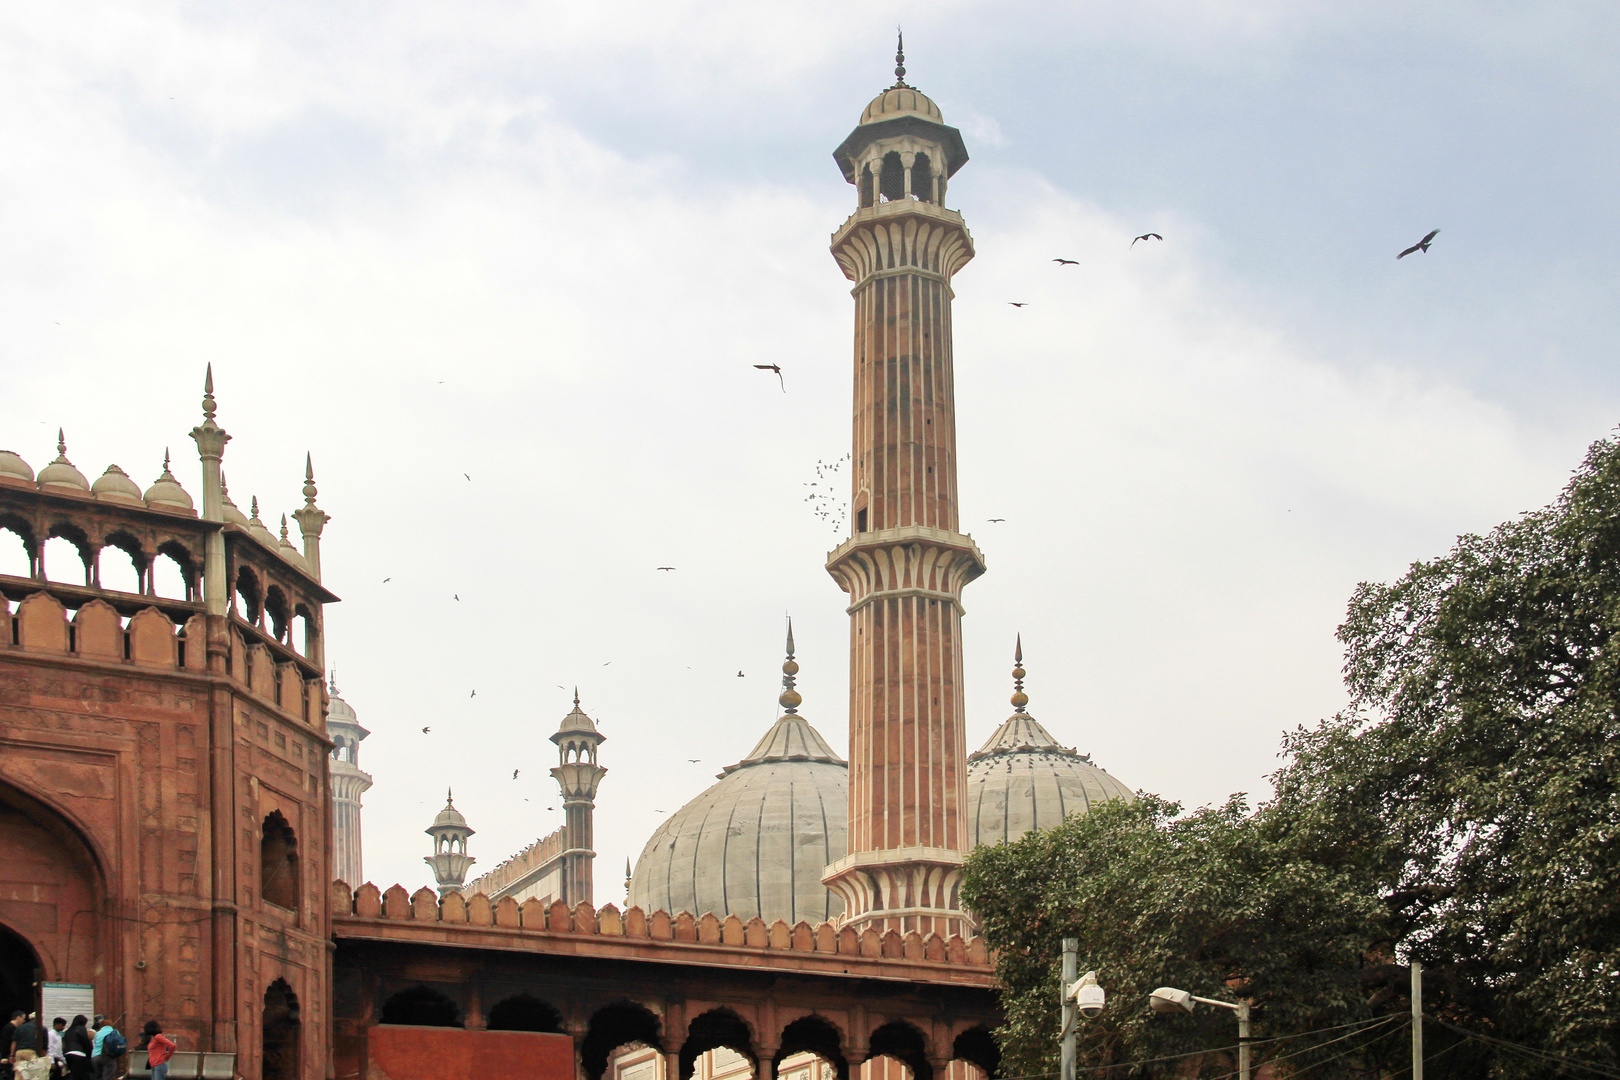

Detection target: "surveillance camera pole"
[1060, 938, 1078, 1080]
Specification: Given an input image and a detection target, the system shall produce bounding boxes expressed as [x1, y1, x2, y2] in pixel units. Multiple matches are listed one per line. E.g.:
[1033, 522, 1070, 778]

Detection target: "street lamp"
[1149, 987, 1251, 1080]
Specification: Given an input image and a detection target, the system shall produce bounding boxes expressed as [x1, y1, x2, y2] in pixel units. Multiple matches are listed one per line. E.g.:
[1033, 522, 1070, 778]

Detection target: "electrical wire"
[1427, 1018, 1620, 1080]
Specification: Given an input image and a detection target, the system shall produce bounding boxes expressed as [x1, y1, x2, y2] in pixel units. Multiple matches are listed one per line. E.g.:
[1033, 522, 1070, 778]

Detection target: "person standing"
[136, 1025, 173, 1080]
[11, 1016, 38, 1066]
[59, 1019, 90, 1080]
[45, 1020, 64, 1080]
[87, 1018, 121, 1080]
[2, 1011, 25, 1079]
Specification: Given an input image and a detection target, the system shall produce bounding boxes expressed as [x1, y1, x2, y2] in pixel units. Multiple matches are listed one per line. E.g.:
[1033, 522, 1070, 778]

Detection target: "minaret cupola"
[833, 34, 969, 210]
[424, 790, 476, 897]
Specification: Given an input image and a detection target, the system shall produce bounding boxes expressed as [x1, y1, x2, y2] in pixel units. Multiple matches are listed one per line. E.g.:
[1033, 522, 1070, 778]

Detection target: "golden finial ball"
[780, 688, 803, 710]
[1011, 690, 1029, 709]
[783, 659, 799, 676]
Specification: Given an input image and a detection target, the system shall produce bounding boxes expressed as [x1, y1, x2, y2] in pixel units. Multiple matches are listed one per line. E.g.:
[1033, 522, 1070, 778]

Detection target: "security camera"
[1068, 971, 1107, 1018]
[1149, 987, 1195, 1015]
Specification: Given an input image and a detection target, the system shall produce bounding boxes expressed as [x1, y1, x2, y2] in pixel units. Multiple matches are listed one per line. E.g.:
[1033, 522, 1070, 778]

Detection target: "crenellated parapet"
[331, 880, 991, 978]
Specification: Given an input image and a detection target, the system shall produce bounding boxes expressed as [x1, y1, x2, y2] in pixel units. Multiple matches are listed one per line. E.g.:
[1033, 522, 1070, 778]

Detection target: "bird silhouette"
[1008, 302, 1029, 307]
[1397, 229, 1440, 259]
[737, 670, 745, 677]
[463, 473, 471, 481]
[421, 726, 430, 733]
[688, 759, 701, 763]
[753, 364, 786, 392]
[383, 577, 391, 583]
[1052, 258, 1079, 265]
[453, 594, 460, 601]
[470, 689, 476, 698]
[657, 567, 676, 571]
[513, 769, 520, 779]
[986, 518, 1006, 523]
[1132, 233, 1163, 245]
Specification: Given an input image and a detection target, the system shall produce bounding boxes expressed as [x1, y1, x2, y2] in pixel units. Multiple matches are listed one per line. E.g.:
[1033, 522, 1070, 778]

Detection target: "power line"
[1428, 1018, 1620, 1080]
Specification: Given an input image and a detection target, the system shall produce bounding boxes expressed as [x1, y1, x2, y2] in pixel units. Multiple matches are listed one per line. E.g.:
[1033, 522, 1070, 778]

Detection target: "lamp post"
[1149, 987, 1251, 1080]
[1059, 939, 1106, 1080]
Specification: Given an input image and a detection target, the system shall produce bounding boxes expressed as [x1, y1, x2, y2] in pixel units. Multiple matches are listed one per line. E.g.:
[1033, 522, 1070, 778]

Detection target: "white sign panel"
[40, 984, 94, 1025]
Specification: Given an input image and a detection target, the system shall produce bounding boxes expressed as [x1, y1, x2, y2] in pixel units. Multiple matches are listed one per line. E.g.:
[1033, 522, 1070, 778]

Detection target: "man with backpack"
[88, 1019, 123, 1080]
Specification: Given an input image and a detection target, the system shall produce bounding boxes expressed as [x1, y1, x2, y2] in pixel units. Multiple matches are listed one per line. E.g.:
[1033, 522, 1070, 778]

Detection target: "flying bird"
[1132, 233, 1163, 245]
[986, 518, 1006, 523]
[1008, 302, 1028, 308]
[1052, 258, 1079, 265]
[453, 594, 460, 601]
[463, 473, 471, 481]
[737, 670, 745, 677]
[421, 726, 430, 734]
[657, 567, 676, 571]
[383, 577, 391, 583]
[470, 689, 476, 698]
[513, 769, 520, 779]
[1397, 229, 1441, 259]
[688, 759, 701, 763]
[753, 364, 786, 392]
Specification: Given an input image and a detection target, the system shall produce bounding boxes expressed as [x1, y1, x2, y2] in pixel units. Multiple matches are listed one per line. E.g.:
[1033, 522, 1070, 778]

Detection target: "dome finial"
[1011, 633, 1029, 712]
[779, 617, 802, 714]
[893, 28, 909, 89]
[573, 686, 580, 707]
[202, 363, 217, 421]
[329, 668, 338, 694]
[56, 428, 67, 459]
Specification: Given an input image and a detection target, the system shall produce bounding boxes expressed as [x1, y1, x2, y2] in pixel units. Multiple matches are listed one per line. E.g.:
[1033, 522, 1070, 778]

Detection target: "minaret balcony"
[831, 200, 975, 285]
[826, 525, 986, 614]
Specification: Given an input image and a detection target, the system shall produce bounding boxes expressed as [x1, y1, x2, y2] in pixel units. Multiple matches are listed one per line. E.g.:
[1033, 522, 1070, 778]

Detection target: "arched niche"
[0, 780, 106, 986]
[263, 978, 301, 1080]
[487, 993, 564, 1033]
[866, 1024, 930, 1080]
[776, 1016, 848, 1080]
[951, 1028, 999, 1080]
[583, 1002, 663, 1080]
[680, 1009, 756, 1080]
[379, 985, 461, 1027]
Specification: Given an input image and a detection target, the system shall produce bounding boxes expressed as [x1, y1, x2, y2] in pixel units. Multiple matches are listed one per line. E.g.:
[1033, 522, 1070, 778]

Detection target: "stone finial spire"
[292, 452, 331, 581]
[1011, 633, 1029, 713]
[329, 669, 338, 694]
[893, 29, 909, 88]
[190, 364, 231, 617]
[779, 618, 802, 715]
[54, 428, 67, 461]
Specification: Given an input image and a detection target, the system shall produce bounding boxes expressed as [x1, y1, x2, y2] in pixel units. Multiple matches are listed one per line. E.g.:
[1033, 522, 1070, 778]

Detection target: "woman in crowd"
[137, 1023, 175, 1080]
[58, 1019, 90, 1080]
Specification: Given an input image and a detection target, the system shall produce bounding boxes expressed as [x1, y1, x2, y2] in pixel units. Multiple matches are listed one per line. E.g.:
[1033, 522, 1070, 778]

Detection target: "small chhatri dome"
[92, 464, 143, 505]
[428, 790, 472, 833]
[246, 496, 278, 547]
[860, 34, 944, 125]
[0, 450, 35, 485]
[966, 637, 1134, 847]
[277, 514, 310, 571]
[143, 450, 195, 513]
[629, 625, 847, 924]
[37, 430, 89, 492]
[551, 689, 605, 742]
[220, 472, 250, 527]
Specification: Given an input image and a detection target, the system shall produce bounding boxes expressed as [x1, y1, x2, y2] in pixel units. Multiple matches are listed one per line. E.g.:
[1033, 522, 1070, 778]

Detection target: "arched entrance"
[262, 979, 301, 1080]
[0, 923, 40, 1022]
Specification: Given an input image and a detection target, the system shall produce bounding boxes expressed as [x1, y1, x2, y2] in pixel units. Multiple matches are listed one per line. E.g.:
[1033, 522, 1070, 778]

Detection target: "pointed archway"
[262, 979, 301, 1080]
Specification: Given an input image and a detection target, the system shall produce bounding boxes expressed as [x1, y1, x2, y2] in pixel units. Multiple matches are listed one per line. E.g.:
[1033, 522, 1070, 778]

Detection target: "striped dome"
[628, 713, 846, 925]
[966, 711, 1134, 847]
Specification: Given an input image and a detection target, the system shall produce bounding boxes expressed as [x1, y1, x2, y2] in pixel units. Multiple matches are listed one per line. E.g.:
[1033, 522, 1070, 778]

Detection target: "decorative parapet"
[331, 881, 992, 982]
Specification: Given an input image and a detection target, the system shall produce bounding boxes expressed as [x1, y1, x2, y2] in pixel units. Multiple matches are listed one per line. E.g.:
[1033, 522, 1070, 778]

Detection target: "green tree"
[962, 795, 1395, 1080]
[1274, 434, 1620, 1070]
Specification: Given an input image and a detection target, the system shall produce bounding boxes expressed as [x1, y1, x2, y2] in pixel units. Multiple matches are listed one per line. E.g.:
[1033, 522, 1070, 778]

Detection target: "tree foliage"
[963, 796, 1395, 1080]
[967, 433, 1620, 1080]
[1273, 434, 1620, 1070]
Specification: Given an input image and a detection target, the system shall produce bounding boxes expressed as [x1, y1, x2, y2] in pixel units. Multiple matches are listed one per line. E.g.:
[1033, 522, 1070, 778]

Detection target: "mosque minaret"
[820, 37, 984, 937]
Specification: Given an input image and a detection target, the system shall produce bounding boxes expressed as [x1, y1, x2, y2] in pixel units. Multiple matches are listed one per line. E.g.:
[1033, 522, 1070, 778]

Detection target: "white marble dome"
[860, 86, 943, 126]
[144, 459, 194, 513]
[628, 712, 847, 925]
[966, 709, 1133, 848]
[37, 433, 88, 493]
[91, 465, 143, 505]
[0, 451, 34, 485]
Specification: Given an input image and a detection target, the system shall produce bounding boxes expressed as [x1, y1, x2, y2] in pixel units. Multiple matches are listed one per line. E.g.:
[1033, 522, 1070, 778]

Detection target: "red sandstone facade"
[0, 381, 336, 1080]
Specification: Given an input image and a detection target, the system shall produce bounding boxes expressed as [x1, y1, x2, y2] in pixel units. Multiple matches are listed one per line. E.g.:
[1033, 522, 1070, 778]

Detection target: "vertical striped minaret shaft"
[822, 60, 984, 938]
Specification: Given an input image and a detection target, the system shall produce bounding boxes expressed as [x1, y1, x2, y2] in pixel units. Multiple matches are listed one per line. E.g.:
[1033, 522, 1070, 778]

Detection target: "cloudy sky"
[2, 1, 1617, 898]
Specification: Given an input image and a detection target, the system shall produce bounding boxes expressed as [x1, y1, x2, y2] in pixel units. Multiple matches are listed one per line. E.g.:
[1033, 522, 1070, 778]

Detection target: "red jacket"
[146, 1035, 175, 1067]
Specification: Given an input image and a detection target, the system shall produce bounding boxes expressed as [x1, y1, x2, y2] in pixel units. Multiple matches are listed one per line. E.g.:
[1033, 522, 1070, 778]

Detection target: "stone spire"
[823, 62, 981, 937]
[893, 30, 909, 88]
[291, 452, 330, 580]
[969, 636, 1075, 761]
[779, 618, 802, 714]
[189, 365, 231, 618]
[424, 789, 475, 897]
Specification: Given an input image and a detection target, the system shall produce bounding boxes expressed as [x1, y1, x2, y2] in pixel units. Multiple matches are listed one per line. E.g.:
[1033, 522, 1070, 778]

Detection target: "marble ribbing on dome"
[966, 710, 1134, 848]
[629, 713, 846, 925]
